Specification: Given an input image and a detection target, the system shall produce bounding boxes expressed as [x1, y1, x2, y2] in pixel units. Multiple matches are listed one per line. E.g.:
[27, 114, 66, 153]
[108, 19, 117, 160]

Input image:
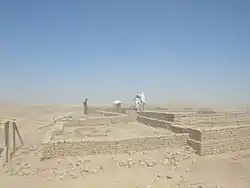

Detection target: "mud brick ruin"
[41, 108, 250, 160]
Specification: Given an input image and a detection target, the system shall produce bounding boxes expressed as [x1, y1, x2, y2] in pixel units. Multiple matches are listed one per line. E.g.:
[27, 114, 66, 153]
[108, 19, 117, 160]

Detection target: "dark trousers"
[83, 103, 88, 114]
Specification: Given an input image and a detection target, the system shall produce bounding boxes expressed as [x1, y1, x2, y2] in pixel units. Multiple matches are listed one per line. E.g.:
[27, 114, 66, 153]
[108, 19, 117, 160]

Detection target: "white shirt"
[113, 100, 122, 104]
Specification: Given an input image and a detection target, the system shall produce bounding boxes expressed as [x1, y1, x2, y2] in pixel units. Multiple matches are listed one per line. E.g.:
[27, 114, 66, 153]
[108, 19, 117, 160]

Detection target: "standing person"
[133, 93, 142, 111]
[135, 98, 141, 111]
[113, 100, 122, 108]
[83, 97, 88, 114]
[140, 92, 146, 111]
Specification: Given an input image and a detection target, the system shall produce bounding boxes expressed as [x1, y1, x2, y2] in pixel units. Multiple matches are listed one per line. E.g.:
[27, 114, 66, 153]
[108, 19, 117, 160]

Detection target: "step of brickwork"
[188, 137, 250, 156]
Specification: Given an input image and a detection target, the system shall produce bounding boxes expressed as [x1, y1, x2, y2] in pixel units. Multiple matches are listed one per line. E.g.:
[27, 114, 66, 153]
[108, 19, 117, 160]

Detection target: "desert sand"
[0, 103, 250, 188]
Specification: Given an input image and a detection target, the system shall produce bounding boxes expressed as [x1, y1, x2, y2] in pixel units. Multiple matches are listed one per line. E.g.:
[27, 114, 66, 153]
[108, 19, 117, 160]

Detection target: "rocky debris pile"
[145, 173, 223, 188]
[139, 159, 157, 167]
[161, 150, 192, 166]
[117, 159, 135, 168]
[232, 151, 250, 160]
[13, 145, 38, 157]
[3, 145, 194, 181]
[42, 159, 104, 180]
[3, 156, 104, 180]
[3, 161, 33, 176]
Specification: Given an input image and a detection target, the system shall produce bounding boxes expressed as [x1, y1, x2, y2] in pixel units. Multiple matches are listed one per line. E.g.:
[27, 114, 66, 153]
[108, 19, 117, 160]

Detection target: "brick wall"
[137, 115, 172, 130]
[76, 114, 136, 126]
[96, 110, 124, 116]
[41, 133, 189, 160]
[188, 125, 250, 155]
[137, 111, 175, 122]
[137, 115, 188, 133]
[137, 111, 250, 156]
[42, 111, 250, 158]
[175, 112, 248, 125]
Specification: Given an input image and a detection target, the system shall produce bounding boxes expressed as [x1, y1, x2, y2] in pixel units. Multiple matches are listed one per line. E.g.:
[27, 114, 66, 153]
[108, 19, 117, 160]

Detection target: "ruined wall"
[188, 125, 250, 155]
[41, 132, 189, 160]
[137, 111, 248, 126]
[137, 111, 250, 156]
[137, 111, 175, 122]
[136, 111, 201, 125]
[42, 110, 250, 158]
[101, 108, 127, 114]
[76, 114, 136, 126]
[137, 115, 188, 133]
[96, 110, 124, 116]
[137, 115, 172, 129]
[175, 112, 248, 125]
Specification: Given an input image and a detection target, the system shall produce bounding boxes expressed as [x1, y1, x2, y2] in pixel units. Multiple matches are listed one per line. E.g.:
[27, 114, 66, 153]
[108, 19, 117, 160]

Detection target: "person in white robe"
[113, 100, 122, 108]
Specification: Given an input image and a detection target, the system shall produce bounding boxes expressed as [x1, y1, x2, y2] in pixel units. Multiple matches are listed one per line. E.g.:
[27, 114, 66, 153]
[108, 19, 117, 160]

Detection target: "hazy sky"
[1, 0, 250, 105]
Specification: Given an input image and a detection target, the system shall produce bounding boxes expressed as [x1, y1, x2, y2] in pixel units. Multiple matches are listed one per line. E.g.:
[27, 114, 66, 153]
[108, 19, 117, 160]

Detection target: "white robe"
[140, 92, 146, 104]
[113, 100, 122, 105]
[134, 98, 141, 111]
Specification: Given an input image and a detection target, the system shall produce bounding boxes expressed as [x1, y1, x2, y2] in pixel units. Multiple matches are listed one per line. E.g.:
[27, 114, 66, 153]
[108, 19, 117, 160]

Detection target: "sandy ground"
[0, 104, 250, 188]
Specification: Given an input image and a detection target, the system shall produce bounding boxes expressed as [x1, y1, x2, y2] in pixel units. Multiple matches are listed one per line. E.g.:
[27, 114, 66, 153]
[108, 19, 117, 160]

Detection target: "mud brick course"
[41, 132, 189, 160]
[137, 115, 189, 134]
[77, 114, 136, 126]
[137, 115, 172, 130]
[137, 111, 175, 122]
[136, 111, 216, 125]
[188, 125, 250, 155]
[40, 110, 250, 158]
[96, 110, 124, 116]
[177, 112, 248, 125]
[136, 111, 250, 156]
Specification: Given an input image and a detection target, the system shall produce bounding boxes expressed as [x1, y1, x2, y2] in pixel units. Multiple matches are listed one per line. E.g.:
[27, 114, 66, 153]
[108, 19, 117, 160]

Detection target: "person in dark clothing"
[83, 98, 88, 114]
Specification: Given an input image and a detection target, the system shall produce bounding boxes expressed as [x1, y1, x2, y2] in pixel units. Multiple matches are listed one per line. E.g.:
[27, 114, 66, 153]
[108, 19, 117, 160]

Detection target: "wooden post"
[1, 146, 7, 169]
[4, 121, 9, 163]
[13, 122, 24, 145]
[12, 121, 16, 153]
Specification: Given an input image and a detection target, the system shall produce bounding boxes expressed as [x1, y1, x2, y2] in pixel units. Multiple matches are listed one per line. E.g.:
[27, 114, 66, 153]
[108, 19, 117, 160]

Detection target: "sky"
[0, 0, 250, 106]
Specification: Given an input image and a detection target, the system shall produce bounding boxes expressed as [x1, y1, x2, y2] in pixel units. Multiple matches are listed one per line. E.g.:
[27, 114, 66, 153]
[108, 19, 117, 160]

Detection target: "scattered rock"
[156, 173, 163, 179]
[139, 159, 156, 167]
[160, 159, 169, 165]
[166, 175, 173, 179]
[70, 171, 79, 179]
[117, 159, 135, 168]
[185, 168, 190, 172]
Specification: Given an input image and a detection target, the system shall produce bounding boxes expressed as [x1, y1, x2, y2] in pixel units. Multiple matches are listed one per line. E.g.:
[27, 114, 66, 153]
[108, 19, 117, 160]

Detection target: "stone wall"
[137, 111, 248, 126]
[137, 111, 250, 156]
[188, 125, 250, 155]
[137, 115, 172, 129]
[137, 111, 175, 122]
[76, 114, 136, 126]
[101, 108, 127, 114]
[137, 115, 188, 133]
[41, 110, 250, 158]
[175, 112, 248, 125]
[41, 132, 189, 160]
[96, 110, 124, 116]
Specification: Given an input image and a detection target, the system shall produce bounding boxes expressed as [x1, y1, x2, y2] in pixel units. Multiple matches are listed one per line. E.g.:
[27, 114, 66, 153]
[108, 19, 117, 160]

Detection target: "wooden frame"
[0, 120, 24, 168]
